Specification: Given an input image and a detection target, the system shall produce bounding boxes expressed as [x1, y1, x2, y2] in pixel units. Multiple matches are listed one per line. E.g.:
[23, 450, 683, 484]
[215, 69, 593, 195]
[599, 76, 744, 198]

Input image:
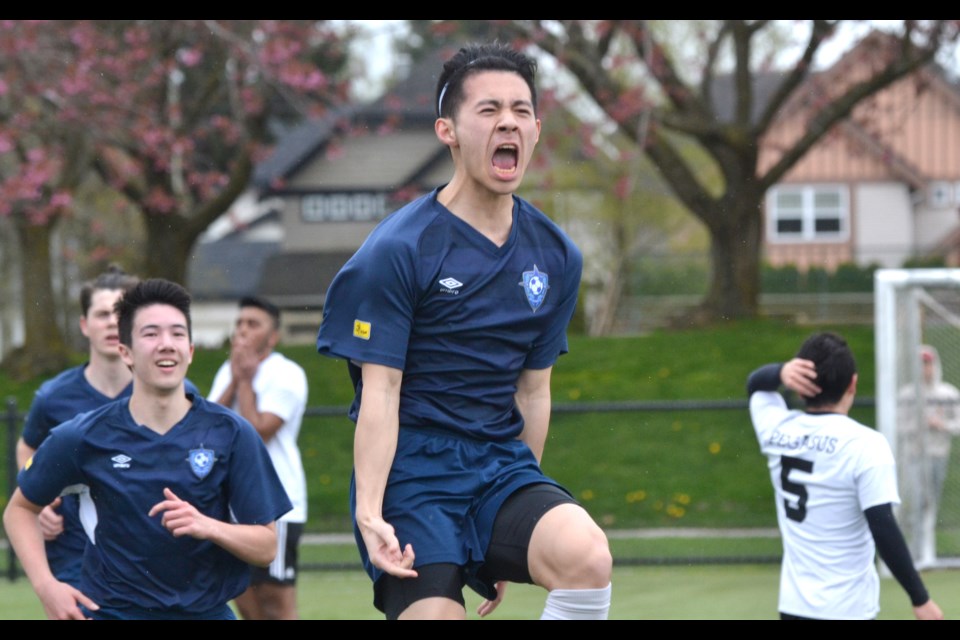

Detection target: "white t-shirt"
[209, 351, 308, 523]
[749, 390, 900, 620]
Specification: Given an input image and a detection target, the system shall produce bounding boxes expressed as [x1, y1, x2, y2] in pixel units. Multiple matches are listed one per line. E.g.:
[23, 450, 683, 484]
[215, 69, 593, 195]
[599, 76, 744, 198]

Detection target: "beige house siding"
[855, 182, 915, 266]
[759, 43, 960, 271]
[278, 130, 453, 252]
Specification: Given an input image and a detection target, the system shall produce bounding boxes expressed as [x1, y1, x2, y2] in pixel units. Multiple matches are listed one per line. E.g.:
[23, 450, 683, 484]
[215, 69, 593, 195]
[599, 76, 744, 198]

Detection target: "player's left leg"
[527, 502, 612, 620]
[235, 520, 301, 620]
[479, 483, 612, 620]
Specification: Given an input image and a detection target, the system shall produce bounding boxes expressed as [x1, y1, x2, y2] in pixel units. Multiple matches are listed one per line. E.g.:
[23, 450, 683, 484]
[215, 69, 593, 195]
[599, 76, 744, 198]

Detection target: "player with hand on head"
[317, 41, 612, 620]
[4, 279, 292, 620]
[747, 331, 943, 620]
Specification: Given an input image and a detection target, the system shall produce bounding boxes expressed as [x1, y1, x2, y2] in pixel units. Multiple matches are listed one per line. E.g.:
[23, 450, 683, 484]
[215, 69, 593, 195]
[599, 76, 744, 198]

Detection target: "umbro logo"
[439, 277, 463, 295]
[112, 454, 132, 469]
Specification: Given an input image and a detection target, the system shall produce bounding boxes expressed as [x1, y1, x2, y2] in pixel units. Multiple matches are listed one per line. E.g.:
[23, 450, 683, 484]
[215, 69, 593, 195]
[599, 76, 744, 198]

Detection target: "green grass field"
[0, 318, 879, 534]
[2, 318, 959, 619]
[2, 562, 957, 620]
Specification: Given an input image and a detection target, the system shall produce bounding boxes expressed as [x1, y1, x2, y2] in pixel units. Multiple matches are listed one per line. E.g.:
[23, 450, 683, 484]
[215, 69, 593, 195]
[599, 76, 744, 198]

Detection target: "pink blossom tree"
[0, 20, 352, 378]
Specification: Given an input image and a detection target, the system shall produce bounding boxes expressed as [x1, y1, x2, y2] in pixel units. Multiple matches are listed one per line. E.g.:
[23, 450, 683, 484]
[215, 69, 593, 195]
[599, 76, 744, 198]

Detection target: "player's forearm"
[516, 368, 552, 463]
[213, 377, 237, 408]
[206, 519, 278, 567]
[354, 409, 399, 524]
[865, 503, 930, 607]
[353, 365, 402, 524]
[3, 492, 57, 590]
[233, 379, 283, 441]
[516, 393, 550, 464]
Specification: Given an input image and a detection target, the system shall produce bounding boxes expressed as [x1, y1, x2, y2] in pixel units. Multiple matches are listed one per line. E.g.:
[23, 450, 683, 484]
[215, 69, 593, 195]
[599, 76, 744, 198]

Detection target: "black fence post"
[5, 397, 18, 582]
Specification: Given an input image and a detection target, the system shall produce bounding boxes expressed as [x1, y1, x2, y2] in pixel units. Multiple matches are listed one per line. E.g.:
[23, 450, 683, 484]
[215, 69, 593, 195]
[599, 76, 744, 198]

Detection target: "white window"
[766, 185, 848, 243]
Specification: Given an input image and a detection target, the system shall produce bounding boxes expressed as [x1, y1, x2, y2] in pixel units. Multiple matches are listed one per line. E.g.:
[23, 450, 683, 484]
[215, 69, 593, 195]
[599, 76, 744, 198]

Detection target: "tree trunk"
[698, 199, 762, 322]
[0, 216, 71, 380]
[141, 214, 193, 286]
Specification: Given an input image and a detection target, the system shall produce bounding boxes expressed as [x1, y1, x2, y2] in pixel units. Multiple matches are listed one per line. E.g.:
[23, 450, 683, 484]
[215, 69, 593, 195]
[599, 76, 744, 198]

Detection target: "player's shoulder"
[52, 398, 125, 438]
[836, 416, 892, 450]
[35, 364, 87, 396]
[514, 196, 582, 251]
[192, 394, 259, 433]
[367, 190, 444, 248]
[267, 351, 307, 376]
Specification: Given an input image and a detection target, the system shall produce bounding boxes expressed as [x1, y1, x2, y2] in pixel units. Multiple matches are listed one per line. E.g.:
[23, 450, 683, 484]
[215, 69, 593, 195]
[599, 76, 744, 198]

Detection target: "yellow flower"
[580, 489, 595, 501]
[674, 493, 691, 505]
[666, 505, 686, 518]
[626, 490, 647, 503]
[709, 442, 721, 454]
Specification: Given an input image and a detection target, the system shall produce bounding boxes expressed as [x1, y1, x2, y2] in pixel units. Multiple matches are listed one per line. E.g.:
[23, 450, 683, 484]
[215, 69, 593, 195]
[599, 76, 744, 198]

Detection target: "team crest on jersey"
[519, 265, 549, 312]
[188, 448, 215, 479]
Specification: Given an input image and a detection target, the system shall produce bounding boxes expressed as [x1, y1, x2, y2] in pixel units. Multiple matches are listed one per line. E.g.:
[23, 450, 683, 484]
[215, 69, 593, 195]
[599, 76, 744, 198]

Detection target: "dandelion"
[580, 489, 595, 501]
[666, 504, 686, 518]
[674, 493, 691, 505]
[709, 442, 721, 454]
[671, 421, 682, 432]
[568, 388, 582, 400]
[319, 474, 332, 486]
[626, 490, 647, 503]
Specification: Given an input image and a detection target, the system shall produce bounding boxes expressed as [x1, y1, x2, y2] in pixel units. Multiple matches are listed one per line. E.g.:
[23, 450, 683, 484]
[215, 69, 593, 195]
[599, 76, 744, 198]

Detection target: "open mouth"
[156, 359, 177, 369]
[492, 144, 518, 174]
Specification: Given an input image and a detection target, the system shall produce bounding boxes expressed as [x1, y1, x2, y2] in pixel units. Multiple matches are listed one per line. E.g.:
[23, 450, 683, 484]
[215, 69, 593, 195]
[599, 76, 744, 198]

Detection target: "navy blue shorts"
[351, 426, 572, 607]
[376, 483, 577, 618]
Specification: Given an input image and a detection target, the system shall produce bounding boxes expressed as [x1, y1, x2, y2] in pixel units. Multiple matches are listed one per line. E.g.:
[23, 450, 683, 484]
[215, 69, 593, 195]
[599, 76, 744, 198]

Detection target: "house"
[759, 30, 960, 272]
[190, 31, 960, 343]
[188, 47, 458, 344]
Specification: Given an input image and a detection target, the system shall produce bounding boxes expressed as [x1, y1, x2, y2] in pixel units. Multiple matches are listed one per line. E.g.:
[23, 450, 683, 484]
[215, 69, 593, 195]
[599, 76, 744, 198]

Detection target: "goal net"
[876, 268, 960, 569]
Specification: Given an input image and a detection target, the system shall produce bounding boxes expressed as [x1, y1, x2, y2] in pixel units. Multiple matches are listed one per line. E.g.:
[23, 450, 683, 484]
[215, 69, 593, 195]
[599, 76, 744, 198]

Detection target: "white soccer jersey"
[749, 390, 900, 620]
[210, 351, 309, 523]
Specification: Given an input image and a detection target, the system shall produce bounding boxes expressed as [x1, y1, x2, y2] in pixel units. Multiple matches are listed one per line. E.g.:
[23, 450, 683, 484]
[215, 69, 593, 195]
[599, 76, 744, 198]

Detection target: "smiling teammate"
[4, 279, 291, 620]
[317, 42, 612, 620]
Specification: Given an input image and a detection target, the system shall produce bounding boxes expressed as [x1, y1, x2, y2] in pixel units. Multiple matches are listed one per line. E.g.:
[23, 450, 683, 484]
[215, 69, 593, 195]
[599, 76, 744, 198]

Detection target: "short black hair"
[80, 264, 140, 316]
[116, 279, 192, 347]
[795, 331, 857, 407]
[436, 41, 538, 119]
[239, 295, 281, 329]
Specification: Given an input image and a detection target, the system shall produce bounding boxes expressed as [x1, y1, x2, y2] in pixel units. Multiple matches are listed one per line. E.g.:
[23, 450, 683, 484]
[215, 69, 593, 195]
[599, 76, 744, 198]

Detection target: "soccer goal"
[876, 268, 960, 569]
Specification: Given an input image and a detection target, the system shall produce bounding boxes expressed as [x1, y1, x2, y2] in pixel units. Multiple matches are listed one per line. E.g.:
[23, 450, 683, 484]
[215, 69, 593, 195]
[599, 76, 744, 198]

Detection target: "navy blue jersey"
[317, 188, 582, 441]
[19, 366, 200, 587]
[20, 365, 133, 587]
[17, 394, 292, 615]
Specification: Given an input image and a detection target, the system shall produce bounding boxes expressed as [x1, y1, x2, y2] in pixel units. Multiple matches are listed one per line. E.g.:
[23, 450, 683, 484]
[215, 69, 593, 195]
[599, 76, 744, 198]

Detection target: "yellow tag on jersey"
[24, 456, 33, 471]
[353, 319, 371, 340]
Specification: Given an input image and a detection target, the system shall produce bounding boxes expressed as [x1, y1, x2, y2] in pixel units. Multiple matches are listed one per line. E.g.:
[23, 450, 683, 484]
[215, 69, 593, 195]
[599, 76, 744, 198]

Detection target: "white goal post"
[875, 268, 960, 568]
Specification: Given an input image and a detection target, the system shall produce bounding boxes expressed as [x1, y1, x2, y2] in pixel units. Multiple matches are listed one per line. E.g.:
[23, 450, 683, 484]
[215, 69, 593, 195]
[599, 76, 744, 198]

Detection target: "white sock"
[540, 583, 612, 620]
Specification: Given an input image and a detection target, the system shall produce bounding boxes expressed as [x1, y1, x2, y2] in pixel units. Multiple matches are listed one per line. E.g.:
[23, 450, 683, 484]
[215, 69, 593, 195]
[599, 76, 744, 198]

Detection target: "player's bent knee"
[529, 505, 612, 589]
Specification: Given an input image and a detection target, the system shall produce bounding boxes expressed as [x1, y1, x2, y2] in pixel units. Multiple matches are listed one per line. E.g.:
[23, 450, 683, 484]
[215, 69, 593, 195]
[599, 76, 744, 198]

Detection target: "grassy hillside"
[0, 319, 876, 532]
